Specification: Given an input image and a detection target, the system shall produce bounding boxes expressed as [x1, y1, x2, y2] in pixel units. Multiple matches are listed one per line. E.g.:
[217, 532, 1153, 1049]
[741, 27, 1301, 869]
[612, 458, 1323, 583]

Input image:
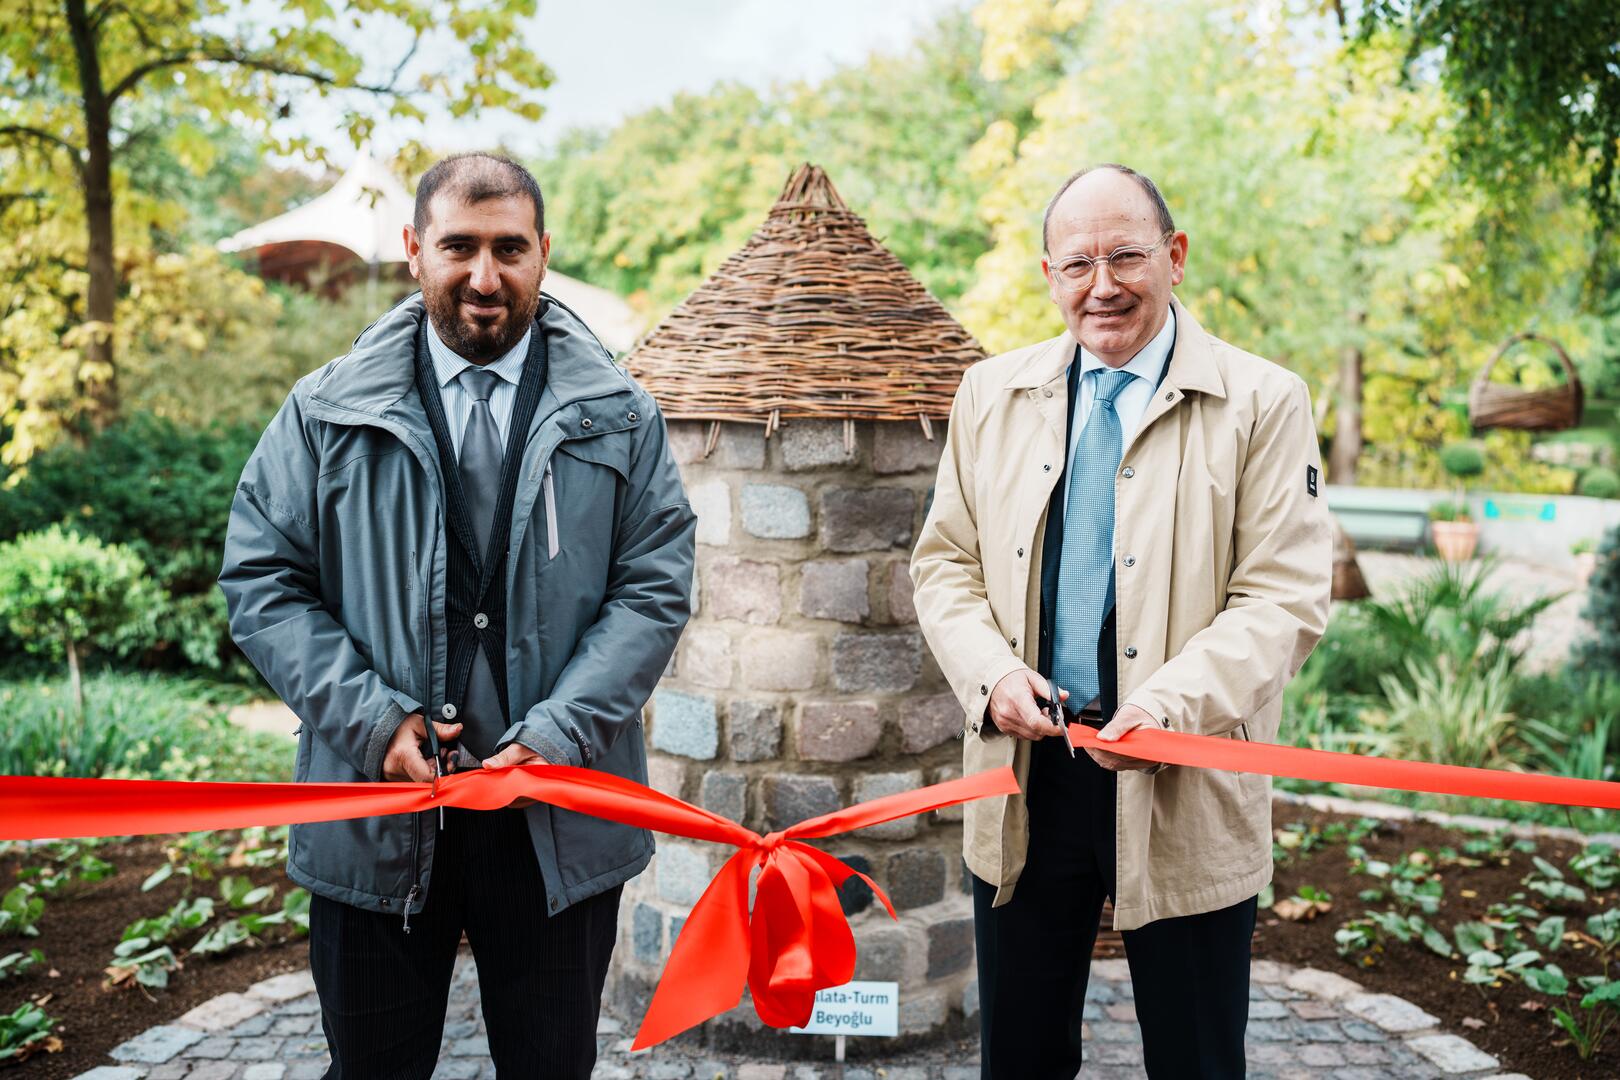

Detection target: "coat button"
[1011, 637, 1019, 648]
[441, 703, 458, 720]
[1043, 464, 1051, 472]
[1044, 389, 1054, 398]
[549, 897, 559, 912]
[628, 411, 639, 421]
[1124, 646, 1138, 659]
[1164, 391, 1175, 402]
[1123, 555, 1136, 568]
[473, 612, 489, 629]
[980, 684, 989, 695]
[380, 898, 390, 908]
[1160, 717, 1171, 729]
[581, 417, 593, 429]
[1122, 466, 1135, 479]
[1017, 548, 1025, 557]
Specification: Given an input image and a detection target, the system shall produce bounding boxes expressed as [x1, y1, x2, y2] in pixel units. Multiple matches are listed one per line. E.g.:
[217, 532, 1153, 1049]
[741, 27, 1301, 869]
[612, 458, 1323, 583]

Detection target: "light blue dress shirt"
[425, 319, 532, 459]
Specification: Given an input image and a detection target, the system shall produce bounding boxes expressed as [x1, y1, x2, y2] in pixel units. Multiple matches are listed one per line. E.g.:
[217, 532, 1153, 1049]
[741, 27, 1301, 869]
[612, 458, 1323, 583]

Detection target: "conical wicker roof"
[624, 164, 986, 426]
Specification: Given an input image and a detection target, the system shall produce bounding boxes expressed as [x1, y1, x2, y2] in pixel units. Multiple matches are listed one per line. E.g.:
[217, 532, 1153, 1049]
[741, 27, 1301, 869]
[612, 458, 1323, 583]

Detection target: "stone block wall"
[608, 418, 978, 1047]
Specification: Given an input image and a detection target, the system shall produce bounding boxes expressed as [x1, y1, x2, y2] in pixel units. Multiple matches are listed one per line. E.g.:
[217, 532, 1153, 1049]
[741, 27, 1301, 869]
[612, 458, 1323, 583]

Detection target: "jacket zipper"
[543, 463, 559, 559]
[403, 540, 428, 932]
[402, 821, 421, 932]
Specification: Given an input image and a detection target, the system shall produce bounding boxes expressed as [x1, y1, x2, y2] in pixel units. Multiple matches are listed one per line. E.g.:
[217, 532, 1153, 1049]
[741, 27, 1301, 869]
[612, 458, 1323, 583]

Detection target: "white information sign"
[789, 980, 900, 1037]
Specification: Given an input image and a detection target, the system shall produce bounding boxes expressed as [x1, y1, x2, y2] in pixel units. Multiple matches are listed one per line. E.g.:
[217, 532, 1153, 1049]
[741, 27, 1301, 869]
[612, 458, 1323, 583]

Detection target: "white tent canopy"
[218, 145, 642, 353]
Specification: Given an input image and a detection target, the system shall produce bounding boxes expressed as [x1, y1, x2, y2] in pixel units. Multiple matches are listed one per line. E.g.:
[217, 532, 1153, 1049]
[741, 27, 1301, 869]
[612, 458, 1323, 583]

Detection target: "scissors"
[1034, 678, 1077, 758]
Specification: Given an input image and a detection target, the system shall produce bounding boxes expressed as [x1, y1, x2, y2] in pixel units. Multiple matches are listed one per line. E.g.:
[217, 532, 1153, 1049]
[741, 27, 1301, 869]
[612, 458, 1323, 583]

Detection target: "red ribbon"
[1067, 724, 1620, 809]
[4, 726, 1618, 1046]
[0, 764, 1019, 1048]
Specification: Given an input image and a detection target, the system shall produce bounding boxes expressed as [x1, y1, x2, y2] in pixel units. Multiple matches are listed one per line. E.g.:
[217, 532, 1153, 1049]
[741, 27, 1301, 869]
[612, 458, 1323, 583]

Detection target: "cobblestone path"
[72, 954, 1535, 1080]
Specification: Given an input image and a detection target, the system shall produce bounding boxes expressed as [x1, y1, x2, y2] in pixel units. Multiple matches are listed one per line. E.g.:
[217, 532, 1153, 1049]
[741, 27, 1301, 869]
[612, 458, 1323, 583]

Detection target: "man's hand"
[481, 742, 549, 808]
[1087, 703, 1162, 772]
[382, 714, 463, 782]
[988, 668, 1068, 741]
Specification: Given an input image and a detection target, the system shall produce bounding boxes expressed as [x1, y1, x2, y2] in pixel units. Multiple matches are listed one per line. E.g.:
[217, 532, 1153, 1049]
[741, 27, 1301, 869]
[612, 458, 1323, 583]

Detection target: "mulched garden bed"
[1255, 803, 1620, 1080]
[0, 831, 308, 1077]
[6, 805, 1619, 1078]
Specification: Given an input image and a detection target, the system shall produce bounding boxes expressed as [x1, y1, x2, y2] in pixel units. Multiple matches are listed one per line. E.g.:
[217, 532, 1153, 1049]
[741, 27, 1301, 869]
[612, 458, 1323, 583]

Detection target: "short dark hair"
[1042, 163, 1175, 254]
[413, 152, 545, 237]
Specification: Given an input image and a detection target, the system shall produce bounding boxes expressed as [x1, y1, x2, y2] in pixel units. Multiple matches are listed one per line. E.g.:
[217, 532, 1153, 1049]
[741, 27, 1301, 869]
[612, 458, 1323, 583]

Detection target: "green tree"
[0, 0, 551, 447]
[1359, 1, 1620, 251]
[0, 525, 159, 716]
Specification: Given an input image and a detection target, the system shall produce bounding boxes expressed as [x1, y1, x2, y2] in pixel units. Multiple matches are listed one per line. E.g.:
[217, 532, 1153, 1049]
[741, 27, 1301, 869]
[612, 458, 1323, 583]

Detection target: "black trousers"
[309, 806, 622, 1080]
[972, 735, 1256, 1079]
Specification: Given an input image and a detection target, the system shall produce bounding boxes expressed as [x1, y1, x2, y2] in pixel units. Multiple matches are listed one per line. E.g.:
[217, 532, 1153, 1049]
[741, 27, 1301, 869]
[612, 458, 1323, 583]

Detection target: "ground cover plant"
[0, 828, 309, 1078]
[1258, 805, 1620, 1078]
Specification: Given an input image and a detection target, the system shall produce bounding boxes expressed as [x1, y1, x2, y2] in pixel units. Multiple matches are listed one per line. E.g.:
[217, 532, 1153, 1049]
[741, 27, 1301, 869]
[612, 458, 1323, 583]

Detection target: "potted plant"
[1574, 537, 1600, 587]
[1431, 441, 1486, 562]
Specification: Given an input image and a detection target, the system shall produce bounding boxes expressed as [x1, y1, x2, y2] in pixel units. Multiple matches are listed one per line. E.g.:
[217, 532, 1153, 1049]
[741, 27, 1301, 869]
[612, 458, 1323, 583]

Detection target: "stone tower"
[613, 165, 988, 1050]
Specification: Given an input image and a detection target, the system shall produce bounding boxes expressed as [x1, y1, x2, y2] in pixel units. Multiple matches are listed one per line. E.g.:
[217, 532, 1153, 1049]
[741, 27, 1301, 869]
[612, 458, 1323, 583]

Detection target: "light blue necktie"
[1050, 367, 1136, 705]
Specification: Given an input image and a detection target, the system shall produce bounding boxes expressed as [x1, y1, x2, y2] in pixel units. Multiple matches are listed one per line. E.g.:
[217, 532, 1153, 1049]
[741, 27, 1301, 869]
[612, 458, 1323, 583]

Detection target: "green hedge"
[0, 414, 260, 675]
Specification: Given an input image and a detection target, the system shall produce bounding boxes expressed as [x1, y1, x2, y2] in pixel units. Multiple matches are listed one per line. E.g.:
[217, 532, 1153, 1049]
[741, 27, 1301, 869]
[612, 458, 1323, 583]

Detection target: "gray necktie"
[457, 367, 505, 751]
[458, 368, 505, 557]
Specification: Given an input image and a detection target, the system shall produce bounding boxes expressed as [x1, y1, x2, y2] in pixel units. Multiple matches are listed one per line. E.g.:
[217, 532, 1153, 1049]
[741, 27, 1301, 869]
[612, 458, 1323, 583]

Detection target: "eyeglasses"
[1048, 231, 1173, 291]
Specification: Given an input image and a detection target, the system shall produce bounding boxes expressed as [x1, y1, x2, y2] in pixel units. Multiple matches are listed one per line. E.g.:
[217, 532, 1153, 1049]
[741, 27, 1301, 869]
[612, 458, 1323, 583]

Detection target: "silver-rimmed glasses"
[1048, 231, 1173, 291]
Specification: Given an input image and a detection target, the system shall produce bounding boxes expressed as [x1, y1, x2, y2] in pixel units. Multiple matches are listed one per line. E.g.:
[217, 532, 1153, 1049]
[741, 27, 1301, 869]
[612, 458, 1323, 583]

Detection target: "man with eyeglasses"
[911, 164, 1331, 1077]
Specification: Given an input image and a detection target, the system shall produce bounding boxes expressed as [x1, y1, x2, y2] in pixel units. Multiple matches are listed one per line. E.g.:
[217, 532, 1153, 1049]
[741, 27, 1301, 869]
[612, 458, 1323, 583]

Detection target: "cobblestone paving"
[74, 956, 1534, 1079]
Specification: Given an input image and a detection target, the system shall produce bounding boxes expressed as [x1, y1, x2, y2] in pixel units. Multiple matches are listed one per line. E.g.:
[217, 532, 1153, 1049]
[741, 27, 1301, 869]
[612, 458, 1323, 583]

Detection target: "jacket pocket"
[543, 463, 560, 559]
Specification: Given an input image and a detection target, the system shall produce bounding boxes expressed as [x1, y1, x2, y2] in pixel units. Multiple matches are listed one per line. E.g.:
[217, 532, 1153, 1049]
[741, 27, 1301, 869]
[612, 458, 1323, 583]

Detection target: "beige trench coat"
[909, 297, 1332, 931]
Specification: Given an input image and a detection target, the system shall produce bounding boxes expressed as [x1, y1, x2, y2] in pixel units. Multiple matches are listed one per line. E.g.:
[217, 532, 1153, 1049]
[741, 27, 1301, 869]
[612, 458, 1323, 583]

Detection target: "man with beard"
[910, 164, 1331, 1077]
[221, 153, 696, 1078]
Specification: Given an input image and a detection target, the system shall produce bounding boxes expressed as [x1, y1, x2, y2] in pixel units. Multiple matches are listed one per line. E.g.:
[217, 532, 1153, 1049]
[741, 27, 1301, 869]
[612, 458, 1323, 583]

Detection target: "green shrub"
[0, 527, 161, 714]
[1577, 526, 1620, 682]
[0, 673, 291, 782]
[1439, 440, 1487, 480]
[1357, 558, 1559, 676]
[0, 414, 261, 674]
[1579, 466, 1620, 499]
[1363, 653, 1518, 771]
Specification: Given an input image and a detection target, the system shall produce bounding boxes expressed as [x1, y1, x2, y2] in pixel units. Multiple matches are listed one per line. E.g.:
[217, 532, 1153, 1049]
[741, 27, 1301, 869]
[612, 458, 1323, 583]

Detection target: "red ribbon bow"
[0, 763, 1019, 1048]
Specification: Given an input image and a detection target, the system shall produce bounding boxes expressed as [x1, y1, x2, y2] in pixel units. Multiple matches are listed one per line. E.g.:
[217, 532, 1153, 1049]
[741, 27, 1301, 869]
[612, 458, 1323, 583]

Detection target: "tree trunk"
[66, 0, 119, 431]
[1329, 341, 1364, 485]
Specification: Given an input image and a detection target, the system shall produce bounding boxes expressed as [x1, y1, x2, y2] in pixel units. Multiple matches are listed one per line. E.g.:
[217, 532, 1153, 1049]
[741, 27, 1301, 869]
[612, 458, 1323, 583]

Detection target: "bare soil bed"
[0, 833, 306, 1077]
[1255, 804, 1620, 1080]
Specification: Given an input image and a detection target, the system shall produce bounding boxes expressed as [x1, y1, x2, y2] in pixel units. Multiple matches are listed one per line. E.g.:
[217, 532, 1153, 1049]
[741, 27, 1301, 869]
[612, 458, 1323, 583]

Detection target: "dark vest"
[1036, 334, 1175, 712]
[414, 322, 548, 731]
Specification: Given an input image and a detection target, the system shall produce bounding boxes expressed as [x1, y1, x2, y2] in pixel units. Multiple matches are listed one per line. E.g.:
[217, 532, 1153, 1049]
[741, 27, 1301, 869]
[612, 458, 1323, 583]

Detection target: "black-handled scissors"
[1033, 678, 1077, 758]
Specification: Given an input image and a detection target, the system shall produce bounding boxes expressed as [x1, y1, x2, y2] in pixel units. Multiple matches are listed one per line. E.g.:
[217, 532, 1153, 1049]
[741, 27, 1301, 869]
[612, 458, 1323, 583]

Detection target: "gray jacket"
[220, 293, 696, 922]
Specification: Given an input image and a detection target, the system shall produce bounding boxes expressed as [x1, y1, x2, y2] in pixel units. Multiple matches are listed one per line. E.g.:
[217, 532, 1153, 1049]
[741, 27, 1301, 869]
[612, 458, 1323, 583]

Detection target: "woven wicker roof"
[624, 164, 986, 425]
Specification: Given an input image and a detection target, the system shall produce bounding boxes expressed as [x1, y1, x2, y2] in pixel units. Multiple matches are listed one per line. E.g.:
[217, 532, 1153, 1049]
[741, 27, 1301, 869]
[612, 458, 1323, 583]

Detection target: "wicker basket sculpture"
[1468, 332, 1583, 432]
[624, 164, 986, 435]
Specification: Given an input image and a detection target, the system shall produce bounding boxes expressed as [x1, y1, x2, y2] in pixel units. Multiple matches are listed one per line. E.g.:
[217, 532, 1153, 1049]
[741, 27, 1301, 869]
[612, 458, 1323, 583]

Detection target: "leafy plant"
[107, 940, 180, 990]
[1571, 844, 1620, 891]
[1576, 525, 1620, 682]
[0, 887, 44, 938]
[1368, 653, 1519, 770]
[218, 875, 274, 911]
[1428, 499, 1471, 523]
[1552, 978, 1620, 1060]
[1524, 856, 1588, 907]
[0, 673, 291, 783]
[0, 1000, 59, 1062]
[0, 950, 43, 981]
[120, 897, 215, 947]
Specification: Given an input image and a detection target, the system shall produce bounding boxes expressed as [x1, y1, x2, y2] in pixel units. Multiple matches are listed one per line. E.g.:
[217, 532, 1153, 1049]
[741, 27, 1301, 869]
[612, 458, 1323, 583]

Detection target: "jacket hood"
[309, 291, 630, 418]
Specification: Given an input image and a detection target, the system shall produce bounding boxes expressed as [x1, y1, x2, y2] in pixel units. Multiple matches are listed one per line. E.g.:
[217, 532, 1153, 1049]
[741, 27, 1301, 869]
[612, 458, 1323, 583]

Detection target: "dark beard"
[422, 282, 542, 363]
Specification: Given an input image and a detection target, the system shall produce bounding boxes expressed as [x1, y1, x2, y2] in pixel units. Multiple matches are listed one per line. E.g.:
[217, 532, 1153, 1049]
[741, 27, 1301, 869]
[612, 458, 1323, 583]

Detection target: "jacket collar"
[310, 291, 629, 419]
[1004, 295, 1226, 400]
